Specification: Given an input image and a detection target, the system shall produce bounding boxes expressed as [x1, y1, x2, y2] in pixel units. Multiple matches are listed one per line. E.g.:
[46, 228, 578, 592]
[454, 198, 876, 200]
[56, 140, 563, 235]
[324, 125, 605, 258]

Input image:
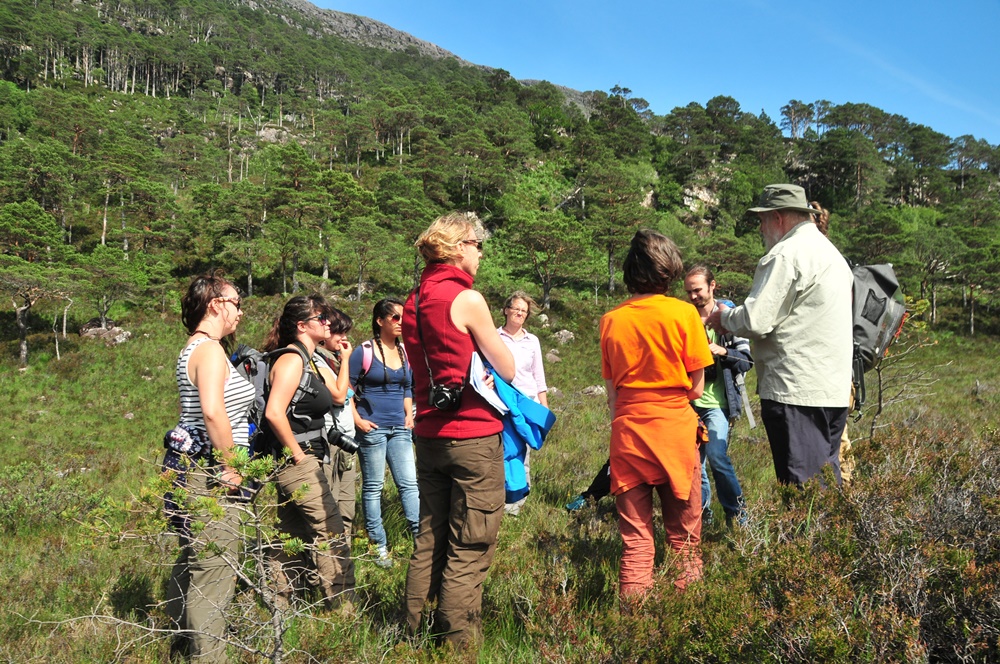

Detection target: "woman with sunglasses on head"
[349, 298, 420, 568]
[261, 295, 355, 611]
[497, 291, 548, 516]
[164, 273, 255, 663]
[402, 213, 515, 650]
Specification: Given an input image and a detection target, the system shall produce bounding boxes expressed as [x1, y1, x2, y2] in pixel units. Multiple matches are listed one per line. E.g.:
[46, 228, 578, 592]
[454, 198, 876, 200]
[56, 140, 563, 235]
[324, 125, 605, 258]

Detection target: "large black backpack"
[851, 264, 908, 413]
[231, 343, 316, 457]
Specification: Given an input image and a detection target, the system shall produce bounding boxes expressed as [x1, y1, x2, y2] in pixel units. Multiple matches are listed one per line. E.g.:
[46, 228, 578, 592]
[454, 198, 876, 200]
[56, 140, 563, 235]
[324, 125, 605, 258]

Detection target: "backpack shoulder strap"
[263, 345, 318, 418]
[362, 340, 374, 374]
[356, 340, 375, 393]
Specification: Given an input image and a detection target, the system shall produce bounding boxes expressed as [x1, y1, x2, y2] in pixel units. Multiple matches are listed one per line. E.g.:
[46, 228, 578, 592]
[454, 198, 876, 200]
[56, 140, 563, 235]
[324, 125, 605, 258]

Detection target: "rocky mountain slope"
[263, 0, 471, 63]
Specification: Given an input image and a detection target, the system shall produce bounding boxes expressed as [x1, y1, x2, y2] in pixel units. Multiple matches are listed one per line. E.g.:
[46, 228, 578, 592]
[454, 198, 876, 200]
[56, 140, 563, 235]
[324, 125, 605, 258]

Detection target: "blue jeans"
[358, 426, 420, 547]
[695, 406, 744, 518]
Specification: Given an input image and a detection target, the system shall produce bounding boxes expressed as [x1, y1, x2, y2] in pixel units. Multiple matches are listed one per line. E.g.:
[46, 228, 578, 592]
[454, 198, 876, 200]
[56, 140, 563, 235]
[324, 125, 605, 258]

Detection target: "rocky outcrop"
[267, 0, 469, 63]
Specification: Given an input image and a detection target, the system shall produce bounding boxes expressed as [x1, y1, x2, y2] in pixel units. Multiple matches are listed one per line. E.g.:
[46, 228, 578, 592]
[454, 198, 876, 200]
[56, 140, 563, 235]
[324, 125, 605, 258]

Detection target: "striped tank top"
[176, 337, 256, 449]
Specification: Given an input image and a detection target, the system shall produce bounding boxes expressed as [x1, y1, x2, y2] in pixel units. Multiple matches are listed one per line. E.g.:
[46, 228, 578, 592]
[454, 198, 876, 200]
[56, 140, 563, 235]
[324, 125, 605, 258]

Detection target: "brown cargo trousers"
[404, 433, 505, 649]
[270, 455, 355, 607]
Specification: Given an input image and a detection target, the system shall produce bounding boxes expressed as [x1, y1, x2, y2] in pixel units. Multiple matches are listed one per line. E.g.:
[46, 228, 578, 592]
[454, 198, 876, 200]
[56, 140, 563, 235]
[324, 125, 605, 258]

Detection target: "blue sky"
[315, 0, 1000, 145]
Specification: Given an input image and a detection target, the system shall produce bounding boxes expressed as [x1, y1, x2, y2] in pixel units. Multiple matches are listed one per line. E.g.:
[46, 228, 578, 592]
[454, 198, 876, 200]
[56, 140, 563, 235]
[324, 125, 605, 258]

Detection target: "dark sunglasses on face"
[461, 239, 484, 251]
[388, 313, 403, 322]
[216, 297, 242, 310]
[306, 313, 330, 323]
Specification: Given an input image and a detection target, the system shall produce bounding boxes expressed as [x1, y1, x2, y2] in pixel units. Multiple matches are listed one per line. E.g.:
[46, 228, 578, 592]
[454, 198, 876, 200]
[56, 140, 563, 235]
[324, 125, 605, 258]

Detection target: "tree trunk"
[52, 314, 61, 361]
[606, 245, 615, 294]
[101, 188, 110, 245]
[970, 286, 976, 336]
[246, 251, 254, 298]
[16, 299, 30, 367]
[321, 230, 330, 281]
[931, 282, 937, 325]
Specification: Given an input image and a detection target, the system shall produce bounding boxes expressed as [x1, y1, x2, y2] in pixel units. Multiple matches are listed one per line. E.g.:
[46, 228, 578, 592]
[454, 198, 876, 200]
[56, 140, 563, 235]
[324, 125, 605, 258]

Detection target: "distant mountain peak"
[267, 0, 472, 63]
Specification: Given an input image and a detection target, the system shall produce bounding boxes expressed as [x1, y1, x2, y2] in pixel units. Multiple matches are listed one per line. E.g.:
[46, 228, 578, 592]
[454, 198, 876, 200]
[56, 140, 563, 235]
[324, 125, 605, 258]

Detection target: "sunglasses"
[387, 313, 403, 322]
[216, 297, 242, 310]
[306, 313, 330, 323]
[461, 239, 484, 251]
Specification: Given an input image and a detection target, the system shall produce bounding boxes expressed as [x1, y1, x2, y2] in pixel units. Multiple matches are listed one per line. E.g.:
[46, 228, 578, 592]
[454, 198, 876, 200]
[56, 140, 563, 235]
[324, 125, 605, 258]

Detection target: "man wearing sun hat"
[707, 184, 853, 486]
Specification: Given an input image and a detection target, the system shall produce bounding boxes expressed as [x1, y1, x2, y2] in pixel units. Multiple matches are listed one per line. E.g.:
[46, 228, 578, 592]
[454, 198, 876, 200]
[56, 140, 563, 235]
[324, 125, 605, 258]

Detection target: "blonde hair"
[414, 212, 476, 264]
[809, 201, 830, 236]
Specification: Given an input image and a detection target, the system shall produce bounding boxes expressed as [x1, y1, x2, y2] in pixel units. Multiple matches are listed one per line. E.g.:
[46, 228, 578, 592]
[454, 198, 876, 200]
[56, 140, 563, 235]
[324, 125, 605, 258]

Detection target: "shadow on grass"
[111, 571, 155, 620]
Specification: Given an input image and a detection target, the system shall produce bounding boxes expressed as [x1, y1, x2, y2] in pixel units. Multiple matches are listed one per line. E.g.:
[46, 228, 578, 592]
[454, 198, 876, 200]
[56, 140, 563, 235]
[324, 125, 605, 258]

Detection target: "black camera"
[429, 384, 463, 411]
[327, 429, 359, 455]
[703, 357, 719, 383]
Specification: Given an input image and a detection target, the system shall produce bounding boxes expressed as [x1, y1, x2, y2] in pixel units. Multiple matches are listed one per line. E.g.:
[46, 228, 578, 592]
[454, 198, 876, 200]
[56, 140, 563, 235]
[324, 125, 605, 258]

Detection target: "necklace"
[193, 329, 219, 341]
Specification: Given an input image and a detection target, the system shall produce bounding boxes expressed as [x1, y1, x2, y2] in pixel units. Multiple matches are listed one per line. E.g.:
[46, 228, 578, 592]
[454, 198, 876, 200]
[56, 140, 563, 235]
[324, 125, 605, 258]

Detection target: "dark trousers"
[760, 399, 847, 486]
[404, 434, 504, 649]
[583, 459, 612, 501]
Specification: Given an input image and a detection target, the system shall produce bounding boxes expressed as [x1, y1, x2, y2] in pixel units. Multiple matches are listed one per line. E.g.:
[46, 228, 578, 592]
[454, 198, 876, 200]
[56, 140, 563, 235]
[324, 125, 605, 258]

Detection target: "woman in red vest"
[402, 213, 515, 650]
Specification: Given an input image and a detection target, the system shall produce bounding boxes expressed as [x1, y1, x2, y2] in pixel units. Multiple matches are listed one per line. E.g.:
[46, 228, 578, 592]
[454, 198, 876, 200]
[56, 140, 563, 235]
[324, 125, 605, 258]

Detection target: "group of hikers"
[162, 184, 859, 660]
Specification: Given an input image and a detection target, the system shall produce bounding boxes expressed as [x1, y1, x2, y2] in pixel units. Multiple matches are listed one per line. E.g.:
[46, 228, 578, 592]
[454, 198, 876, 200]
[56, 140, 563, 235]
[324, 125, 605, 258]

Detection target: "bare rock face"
[80, 326, 132, 346]
[536, 313, 550, 328]
[581, 385, 607, 397]
[269, 0, 469, 63]
[257, 126, 289, 143]
[79, 318, 116, 334]
[553, 329, 575, 345]
[545, 351, 562, 364]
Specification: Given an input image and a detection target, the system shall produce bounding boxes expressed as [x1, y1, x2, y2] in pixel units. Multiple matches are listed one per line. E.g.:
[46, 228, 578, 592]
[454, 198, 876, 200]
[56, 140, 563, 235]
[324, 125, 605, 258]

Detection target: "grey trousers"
[164, 461, 241, 663]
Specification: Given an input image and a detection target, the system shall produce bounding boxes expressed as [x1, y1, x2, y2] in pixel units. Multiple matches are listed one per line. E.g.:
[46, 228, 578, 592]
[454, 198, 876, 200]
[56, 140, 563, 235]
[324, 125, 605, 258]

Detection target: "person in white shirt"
[497, 291, 547, 515]
[708, 184, 853, 486]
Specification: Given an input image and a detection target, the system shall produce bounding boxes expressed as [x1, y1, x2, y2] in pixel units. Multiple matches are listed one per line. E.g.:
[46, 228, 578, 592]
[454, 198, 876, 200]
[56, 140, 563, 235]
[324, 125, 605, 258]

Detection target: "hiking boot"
[374, 545, 393, 569]
[565, 495, 587, 512]
[726, 510, 748, 529]
[701, 507, 715, 527]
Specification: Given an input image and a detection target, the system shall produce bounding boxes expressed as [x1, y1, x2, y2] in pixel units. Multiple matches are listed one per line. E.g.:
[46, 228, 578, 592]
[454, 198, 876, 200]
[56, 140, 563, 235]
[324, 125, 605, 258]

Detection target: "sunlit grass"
[3, 306, 1000, 661]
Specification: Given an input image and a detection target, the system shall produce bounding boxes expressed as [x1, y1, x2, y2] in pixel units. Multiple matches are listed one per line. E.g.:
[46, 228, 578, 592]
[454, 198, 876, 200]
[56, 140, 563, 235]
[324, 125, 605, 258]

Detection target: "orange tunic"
[600, 295, 714, 499]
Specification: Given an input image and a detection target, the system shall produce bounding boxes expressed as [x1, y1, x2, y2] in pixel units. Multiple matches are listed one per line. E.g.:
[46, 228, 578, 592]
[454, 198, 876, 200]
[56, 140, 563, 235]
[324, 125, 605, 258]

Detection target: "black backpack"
[851, 264, 908, 413]
[231, 342, 317, 457]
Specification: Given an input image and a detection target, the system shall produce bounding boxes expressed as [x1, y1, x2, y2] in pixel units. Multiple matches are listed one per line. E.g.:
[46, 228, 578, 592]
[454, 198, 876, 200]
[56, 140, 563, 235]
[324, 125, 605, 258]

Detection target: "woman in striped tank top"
[164, 273, 255, 663]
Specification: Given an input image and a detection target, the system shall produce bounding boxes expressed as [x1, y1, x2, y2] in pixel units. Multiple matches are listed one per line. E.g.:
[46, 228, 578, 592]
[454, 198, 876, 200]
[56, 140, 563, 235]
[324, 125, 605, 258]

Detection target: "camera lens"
[327, 429, 359, 455]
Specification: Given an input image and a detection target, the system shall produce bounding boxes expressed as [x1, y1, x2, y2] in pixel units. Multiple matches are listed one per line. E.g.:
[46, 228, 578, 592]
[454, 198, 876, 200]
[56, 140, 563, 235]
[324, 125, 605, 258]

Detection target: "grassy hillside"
[3, 295, 1000, 662]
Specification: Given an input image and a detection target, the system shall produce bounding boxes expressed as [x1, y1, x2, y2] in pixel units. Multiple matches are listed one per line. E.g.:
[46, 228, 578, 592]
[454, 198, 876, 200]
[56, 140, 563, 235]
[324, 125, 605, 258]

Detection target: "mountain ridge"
[265, 0, 473, 64]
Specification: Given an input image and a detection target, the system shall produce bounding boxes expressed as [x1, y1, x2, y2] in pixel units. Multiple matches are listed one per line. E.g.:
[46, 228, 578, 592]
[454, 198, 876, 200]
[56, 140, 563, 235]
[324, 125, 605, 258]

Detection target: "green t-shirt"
[693, 327, 727, 410]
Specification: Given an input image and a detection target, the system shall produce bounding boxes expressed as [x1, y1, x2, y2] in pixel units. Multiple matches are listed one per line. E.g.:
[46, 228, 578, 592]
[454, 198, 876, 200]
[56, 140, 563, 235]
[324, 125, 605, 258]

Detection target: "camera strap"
[414, 286, 467, 392]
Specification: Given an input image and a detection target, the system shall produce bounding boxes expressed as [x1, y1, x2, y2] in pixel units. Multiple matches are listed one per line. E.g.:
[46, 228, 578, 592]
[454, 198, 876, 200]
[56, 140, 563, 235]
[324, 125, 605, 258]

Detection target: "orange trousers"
[615, 461, 703, 596]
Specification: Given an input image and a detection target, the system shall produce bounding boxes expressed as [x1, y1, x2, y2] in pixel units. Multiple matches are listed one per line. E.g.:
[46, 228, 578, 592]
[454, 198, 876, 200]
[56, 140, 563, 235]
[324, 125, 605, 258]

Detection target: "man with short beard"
[707, 184, 852, 486]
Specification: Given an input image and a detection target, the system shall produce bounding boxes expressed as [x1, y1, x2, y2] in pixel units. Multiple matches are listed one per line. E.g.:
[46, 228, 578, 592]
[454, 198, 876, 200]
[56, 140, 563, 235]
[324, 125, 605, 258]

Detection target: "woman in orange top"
[600, 229, 713, 598]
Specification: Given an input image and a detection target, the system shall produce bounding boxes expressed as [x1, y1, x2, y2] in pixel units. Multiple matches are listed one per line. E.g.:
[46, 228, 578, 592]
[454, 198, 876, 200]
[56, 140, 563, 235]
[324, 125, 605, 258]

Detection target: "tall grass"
[2, 298, 999, 662]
